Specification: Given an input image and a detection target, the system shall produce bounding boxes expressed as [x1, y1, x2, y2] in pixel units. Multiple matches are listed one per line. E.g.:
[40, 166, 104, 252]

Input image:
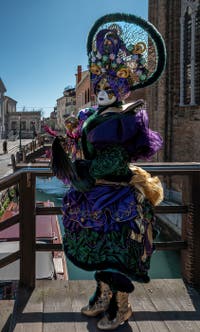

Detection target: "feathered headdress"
[87, 13, 166, 101]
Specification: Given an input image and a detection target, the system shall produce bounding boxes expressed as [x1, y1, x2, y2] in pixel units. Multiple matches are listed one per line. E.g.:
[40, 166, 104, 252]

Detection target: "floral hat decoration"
[87, 13, 166, 101]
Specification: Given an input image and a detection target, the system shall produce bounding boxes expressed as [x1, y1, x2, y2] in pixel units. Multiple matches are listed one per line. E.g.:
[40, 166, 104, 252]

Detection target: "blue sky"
[0, 0, 148, 117]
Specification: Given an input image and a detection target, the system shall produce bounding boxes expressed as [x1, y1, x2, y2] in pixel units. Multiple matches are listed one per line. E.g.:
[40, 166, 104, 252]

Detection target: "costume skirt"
[62, 184, 156, 282]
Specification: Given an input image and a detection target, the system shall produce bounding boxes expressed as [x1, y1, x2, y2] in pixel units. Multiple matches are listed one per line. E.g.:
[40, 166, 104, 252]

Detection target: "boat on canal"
[0, 200, 68, 299]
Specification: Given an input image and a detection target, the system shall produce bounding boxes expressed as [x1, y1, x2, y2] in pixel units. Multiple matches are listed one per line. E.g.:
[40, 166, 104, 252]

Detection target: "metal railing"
[0, 163, 200, 290]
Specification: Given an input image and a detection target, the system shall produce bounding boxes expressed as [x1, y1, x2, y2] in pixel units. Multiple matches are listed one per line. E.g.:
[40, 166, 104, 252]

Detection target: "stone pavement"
[0, 139, 32, 179]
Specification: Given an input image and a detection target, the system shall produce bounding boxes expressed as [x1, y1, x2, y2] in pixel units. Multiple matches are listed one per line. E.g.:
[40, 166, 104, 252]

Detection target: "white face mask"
[97, 90, 117, 106]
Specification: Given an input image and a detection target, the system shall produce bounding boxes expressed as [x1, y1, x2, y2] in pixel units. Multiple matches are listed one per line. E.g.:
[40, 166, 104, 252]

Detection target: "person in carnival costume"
[51, 13, 166, 330]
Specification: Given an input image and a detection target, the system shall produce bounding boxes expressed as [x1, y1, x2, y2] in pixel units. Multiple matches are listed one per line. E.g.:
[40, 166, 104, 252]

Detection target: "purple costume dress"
[50, 12, 166, 328]
[62, 104, 162, 282]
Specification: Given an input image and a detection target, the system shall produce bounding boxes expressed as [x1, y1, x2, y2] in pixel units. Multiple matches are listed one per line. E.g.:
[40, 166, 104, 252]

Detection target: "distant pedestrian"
[33, 130, 37, 139]
[3, 140, 8, 154]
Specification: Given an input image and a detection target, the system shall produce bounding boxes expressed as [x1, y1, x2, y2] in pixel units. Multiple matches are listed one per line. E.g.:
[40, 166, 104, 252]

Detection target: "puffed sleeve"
[87, 109, 163, 161]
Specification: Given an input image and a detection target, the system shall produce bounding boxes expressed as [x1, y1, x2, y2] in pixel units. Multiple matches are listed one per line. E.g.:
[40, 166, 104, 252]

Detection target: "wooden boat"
[0, 201, 68, 299]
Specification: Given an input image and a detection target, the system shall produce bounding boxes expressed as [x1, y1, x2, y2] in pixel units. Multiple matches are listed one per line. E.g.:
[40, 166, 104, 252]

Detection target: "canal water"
[36, 176, 181, 280]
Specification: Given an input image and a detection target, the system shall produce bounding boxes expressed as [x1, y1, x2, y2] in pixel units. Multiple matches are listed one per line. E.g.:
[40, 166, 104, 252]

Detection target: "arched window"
[195, 4, 200, 104]
[183, 7, 192, 105]
[11, 121, 17, 130]
[180, 0, 200, 106]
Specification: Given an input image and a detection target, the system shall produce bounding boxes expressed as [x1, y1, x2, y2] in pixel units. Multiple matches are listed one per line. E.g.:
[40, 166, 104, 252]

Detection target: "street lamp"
[19, 114, 22, 152]
[31, 121, 36, 139]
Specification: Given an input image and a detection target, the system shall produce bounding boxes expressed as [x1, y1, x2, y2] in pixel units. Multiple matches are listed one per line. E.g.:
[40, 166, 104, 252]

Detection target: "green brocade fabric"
[90, 145, 130, 179]
[63, 225, 150, 280]
[81, 110, 131, 179]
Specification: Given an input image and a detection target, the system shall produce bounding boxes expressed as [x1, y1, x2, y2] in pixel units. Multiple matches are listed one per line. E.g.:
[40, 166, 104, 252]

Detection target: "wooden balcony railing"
[0, 163, 200, 290]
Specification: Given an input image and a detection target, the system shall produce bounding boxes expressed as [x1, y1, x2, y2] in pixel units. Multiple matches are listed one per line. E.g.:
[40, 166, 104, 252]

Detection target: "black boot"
[95, 271, 134, 293]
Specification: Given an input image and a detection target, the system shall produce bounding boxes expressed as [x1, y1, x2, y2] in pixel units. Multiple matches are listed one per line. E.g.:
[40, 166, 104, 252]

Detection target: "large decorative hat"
[87, 13, 166, 101]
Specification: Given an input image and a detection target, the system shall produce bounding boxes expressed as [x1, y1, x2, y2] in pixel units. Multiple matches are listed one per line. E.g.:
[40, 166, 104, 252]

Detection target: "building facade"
[148, 0, 200, 162]
[8, 111, 41, 139]
[0, 78, 17, 138]
[3, 96, 18, 138]
[55, 87, 76, 130]
[0, 78, 7, 138]
[75, 65, 95, 112]
[0, 78, 43, 139]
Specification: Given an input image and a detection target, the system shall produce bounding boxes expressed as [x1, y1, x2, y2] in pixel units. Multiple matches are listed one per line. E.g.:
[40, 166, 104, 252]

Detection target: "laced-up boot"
[97, 291, 133, 330]
[81, 279, 112, 317]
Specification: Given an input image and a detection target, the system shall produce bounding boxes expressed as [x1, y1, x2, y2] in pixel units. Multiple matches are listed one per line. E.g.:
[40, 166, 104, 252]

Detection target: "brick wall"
[148, 0, 200, 162]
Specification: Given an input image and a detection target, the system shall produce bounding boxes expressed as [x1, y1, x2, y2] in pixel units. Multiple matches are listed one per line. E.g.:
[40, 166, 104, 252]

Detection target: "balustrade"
[0, 163, 200, 290]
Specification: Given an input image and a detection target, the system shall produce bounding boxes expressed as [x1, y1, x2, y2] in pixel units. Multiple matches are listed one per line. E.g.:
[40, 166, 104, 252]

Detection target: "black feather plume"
[51, 136, 78, 182]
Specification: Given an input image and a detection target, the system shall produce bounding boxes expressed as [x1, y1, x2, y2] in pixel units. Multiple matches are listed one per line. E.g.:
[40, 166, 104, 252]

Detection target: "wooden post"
[182, 172, 200, 290]
[11, 154, 16, 171]
[16, 151, 21, 163]
[19, 172, 36, 289]
[22, 149, 26, 163]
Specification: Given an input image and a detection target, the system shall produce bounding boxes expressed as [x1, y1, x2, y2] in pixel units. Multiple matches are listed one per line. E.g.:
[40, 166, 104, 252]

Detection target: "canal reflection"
[36, 177, 181, 280]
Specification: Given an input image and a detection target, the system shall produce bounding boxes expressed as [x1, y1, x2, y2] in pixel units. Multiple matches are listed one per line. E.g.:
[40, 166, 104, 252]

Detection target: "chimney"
[77, 65, 82, 84]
